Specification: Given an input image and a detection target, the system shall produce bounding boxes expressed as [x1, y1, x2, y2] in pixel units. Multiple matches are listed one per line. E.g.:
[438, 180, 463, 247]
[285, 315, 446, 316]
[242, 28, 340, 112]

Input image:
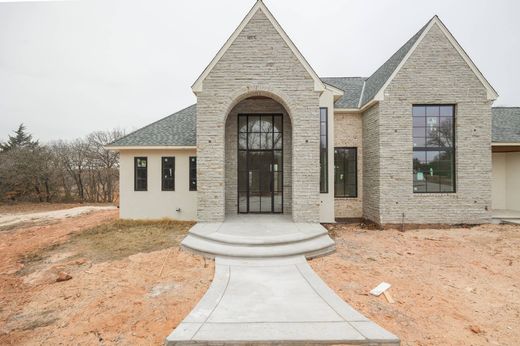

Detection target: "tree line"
[0, 124, 124, 203]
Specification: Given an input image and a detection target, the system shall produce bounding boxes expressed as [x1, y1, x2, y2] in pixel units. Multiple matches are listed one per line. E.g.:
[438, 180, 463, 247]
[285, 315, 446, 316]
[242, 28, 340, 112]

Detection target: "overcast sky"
[1, 0, 519, 143]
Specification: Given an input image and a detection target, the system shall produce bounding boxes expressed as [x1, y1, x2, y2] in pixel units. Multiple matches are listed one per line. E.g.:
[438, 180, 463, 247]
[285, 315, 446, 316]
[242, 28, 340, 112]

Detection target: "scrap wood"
[370, 282, 395, 303]
[158, 247, 173, 278]
[383, 290, 395, 304]
[370, 282, 391, 296]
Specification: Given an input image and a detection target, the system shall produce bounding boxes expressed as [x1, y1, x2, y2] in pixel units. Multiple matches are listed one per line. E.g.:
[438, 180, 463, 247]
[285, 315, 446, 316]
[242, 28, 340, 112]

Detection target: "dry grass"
[70, 219, 194, 262]
[19, 219, 195, 273]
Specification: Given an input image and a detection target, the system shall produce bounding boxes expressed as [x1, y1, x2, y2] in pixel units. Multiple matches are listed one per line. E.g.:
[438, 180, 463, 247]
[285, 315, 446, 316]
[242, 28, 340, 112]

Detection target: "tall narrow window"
[134, 157, 147, 191]
[320, 107, 328, 193]
[413, 105, 455, 193]
[161, 157, 175, 191]
[189, 156, 197, 191]
[334, 148, 357, 197]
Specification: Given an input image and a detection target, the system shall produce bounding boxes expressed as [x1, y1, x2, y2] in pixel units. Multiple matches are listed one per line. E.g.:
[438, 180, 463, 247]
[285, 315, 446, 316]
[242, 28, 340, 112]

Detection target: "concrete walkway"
[166, 256, 399, 345]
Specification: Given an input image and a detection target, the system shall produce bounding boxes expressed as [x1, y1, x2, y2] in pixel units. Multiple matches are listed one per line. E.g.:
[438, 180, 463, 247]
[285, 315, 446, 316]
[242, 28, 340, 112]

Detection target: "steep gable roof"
[492, 107, 520, 143]
[321, 77, 366, 109]
[361, 16, 498, 107]
[360, 22, 428, 107]
[191, 0, 324, 93]
[107, 105, 196, 148]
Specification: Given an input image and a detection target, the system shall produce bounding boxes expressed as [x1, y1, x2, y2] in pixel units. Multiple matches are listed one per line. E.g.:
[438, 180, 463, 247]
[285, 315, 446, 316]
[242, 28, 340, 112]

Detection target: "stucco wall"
[119, 149, 197, 221]
[377, 23, 492, 224]
[493, 152, 520, 211]
[224, 98, 292, 215]
[334, 112, 363, 218]
[492, 153, 506, 210]
[505, 152, 520, 210]
[196, 8, 321, 222]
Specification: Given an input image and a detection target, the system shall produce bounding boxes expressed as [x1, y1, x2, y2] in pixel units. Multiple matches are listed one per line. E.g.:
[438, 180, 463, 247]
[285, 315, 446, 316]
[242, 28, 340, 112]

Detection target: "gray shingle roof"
[360, 21, 429, 107]
[492, 107, 520, 143]
[108, 104, 196, 147]
[321, 77, 366, 108]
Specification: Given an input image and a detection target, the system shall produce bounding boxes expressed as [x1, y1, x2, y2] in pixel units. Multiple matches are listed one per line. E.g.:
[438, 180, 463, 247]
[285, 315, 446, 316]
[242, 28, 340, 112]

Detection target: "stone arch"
[223, 85, 296, 124]
[223, 86, 293, 217]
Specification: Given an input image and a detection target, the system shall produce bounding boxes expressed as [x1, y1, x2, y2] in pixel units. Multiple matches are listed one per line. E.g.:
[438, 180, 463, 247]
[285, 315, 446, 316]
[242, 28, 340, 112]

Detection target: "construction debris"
[370, 282, 391, 296]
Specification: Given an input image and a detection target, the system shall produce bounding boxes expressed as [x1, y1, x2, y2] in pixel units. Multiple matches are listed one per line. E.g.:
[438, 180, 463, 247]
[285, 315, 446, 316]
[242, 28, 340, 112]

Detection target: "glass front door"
[238, 114, 283, 213]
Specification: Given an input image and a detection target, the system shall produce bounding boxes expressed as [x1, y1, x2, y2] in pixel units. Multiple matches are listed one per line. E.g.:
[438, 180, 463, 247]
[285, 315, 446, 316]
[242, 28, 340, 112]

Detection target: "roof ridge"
[357, 80, 366, 109]
[360, 17, 433, 106]
[107, 104, 196, 147]
[321, 76, 367, 80]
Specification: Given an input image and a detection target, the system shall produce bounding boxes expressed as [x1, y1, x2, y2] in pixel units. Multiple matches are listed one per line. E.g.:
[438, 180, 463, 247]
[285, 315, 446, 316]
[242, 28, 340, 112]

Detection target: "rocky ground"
[311, 223, 520, 346]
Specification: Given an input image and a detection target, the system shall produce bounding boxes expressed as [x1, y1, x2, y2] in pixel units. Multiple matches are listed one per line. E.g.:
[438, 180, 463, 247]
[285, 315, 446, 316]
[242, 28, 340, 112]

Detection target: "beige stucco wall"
[334, 112, 363, 218]
[196, 8, 321, 222]
[492, 153, 506, 209]
[493, 152, 520, 211]
[119, 149, 197, 221]
[224, 98, 293, 216]
[373, 23, 492, 224]
[506, 152, 520, 210]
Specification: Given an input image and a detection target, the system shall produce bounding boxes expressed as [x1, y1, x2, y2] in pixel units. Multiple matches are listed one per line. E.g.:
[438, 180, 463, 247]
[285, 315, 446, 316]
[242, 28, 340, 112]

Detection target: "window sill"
[413, 193, 456, 197]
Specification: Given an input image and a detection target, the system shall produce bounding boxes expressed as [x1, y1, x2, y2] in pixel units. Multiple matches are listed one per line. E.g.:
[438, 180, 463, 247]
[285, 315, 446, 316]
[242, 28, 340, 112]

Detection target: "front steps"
[181, 221, 336, 259]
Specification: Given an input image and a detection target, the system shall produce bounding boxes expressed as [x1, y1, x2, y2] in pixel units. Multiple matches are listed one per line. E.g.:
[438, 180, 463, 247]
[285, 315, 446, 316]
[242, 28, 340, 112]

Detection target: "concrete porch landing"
[181, 215, 335, 259]
[166, 256, 399, 345]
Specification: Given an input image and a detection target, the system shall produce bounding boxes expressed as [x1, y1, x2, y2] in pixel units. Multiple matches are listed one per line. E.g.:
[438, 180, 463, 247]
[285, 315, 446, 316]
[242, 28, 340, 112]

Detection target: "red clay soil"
[310, 223, 520, 346]
[0, 209, 213, 345]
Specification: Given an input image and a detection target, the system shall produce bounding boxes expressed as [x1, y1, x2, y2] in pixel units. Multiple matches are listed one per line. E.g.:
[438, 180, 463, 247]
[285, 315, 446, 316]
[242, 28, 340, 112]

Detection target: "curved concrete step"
[181, 232, 335, 259]
[189, 226, 328, 246]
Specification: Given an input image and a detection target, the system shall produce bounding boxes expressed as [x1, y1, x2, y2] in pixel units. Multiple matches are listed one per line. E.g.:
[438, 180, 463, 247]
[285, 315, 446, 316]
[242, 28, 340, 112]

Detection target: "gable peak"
[191, 0, 324, 94]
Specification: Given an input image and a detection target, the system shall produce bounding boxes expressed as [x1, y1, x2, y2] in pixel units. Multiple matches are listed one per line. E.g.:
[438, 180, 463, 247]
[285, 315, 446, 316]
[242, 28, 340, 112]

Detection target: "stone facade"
[362, 104, 381, 223]
[196, 9, 321, 222]
[334, 112, 363, 218]
[225, 98, 292, 215]
[373, 23, 492, 224]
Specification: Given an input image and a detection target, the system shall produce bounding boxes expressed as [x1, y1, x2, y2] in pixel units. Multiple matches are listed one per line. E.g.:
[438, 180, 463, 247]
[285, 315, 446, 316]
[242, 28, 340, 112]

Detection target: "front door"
[238, 114, 283, 213]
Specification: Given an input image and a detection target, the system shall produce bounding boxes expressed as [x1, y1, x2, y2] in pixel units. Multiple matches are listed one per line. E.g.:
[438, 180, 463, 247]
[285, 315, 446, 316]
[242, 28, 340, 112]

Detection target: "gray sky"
[1, 0, 519, 143]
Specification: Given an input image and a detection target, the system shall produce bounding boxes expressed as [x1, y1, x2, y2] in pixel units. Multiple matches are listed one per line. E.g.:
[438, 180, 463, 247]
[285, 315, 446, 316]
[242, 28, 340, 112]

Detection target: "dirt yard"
[2, 206, 519, 346]
[0, 202, 97, 215]
[0, 207, 213, 345]
[311, 223, 520, 346]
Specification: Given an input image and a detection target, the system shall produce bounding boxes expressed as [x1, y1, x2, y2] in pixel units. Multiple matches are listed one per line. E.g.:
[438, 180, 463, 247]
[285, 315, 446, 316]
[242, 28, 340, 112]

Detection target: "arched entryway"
[224, 96, 292, 216]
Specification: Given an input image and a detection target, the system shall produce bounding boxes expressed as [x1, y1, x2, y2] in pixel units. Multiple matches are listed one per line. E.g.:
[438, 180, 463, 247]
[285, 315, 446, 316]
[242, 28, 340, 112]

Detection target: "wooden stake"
[383, 290, 395, 304]
[158, 248, 173, 278]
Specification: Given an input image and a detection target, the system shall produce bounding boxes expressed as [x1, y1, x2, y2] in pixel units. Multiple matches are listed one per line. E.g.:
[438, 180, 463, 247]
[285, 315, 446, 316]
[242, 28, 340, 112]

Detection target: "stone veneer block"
[196, 9, 320, 222]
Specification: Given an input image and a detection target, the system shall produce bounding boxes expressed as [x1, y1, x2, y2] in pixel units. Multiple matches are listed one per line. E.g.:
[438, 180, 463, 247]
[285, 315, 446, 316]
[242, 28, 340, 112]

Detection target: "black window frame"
[161, 156, 175, 191]
[134, 157, 148, 191]
[334, 147, 357, 198]
[412, 104, 456, 194]
[320, 107, 328, 193]
[189, 156, 197, 191]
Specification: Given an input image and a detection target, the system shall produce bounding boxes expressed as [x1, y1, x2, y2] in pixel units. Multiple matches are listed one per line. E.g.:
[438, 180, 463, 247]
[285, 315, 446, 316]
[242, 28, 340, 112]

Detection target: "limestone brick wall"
[362, 104, 381, 223]
[334, 112, 363, 218]
[196, 9, 320, 222]
[377, 23, 492, 224]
